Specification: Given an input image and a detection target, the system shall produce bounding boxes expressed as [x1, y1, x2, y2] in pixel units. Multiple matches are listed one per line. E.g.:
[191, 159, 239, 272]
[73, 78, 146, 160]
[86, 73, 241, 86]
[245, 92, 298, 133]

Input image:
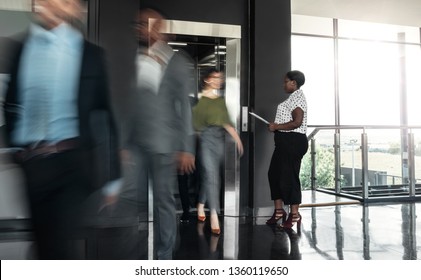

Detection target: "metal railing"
[307, 125, 421, 202]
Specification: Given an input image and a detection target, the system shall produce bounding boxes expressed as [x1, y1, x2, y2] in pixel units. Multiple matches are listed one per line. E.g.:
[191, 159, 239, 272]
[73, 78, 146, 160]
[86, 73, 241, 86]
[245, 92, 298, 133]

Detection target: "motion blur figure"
[3, 0, 120, 259]
[119, 8, 195, 259]
[193, 68, 243, 235]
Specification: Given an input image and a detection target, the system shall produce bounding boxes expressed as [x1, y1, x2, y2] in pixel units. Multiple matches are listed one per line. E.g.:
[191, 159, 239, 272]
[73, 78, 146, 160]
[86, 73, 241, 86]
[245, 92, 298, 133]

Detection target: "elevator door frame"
[162, 20, 242, 217]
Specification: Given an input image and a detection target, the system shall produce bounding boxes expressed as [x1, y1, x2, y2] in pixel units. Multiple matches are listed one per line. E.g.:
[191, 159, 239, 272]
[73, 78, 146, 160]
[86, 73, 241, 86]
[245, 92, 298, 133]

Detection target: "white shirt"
[136, 41, 174, 94]
[274, 89, 307, 134]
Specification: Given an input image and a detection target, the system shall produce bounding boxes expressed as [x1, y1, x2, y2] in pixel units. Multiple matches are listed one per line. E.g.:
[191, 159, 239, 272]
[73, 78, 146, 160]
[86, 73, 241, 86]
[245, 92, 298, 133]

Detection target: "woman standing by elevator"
[266, 70, 308, 232]
[193, 68, 243, 235]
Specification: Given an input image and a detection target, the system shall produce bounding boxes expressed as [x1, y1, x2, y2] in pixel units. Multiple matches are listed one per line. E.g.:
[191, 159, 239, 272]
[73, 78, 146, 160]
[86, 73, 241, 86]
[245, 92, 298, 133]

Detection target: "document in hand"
[249, 112, 270, 124]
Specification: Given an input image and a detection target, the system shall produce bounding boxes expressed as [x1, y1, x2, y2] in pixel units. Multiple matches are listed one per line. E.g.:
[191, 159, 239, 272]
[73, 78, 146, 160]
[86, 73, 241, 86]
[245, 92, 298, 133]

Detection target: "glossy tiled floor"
[173, 192, 420, 260]
[0, 191, 420, 260]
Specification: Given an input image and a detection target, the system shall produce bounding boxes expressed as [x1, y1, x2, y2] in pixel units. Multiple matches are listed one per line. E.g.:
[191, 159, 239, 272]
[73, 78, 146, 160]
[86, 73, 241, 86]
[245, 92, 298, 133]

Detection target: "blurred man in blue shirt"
[3, 0, 120, 259]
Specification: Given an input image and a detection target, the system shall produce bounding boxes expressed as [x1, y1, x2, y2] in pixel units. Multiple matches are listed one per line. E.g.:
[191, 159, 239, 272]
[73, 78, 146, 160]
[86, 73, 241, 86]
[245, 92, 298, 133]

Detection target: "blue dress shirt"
[12, 23, 83, 145]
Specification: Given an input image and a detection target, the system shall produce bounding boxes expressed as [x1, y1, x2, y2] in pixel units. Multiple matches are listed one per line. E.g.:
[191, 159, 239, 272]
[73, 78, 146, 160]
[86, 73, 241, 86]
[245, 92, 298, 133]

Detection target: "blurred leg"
[151, 153, 177, 260]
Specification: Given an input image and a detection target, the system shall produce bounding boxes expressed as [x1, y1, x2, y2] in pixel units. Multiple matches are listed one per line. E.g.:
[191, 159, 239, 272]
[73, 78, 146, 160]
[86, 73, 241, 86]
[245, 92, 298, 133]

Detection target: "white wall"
[292, 0, 421, 27]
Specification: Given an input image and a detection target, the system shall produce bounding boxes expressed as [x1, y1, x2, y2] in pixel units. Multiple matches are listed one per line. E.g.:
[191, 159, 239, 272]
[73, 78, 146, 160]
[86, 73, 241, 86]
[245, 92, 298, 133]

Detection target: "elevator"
[162, 20, 242, 217]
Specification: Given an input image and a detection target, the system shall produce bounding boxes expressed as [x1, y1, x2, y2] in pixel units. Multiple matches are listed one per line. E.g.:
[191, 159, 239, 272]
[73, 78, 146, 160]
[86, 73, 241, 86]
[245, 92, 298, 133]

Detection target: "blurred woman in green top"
[193, 68, 243, 235]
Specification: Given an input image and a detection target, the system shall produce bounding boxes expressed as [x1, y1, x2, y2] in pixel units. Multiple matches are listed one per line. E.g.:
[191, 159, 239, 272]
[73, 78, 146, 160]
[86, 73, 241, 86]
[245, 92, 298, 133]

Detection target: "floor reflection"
[1, 200, 420, 260]
[269, 227, 301, 260]
[401, 204, 417, 260]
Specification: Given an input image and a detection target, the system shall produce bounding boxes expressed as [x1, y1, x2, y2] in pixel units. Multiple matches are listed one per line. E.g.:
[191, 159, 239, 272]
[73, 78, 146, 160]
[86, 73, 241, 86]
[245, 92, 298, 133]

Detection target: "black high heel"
[281, 212, 302, 232]
[266, 208, 287, 225]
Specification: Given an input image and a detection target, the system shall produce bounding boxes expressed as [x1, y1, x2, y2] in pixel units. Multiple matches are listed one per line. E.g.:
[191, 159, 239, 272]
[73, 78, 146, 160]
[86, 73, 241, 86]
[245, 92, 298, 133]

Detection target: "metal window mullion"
[361, 132, 369, 200]
[333, 19, 340, 127]
[334, 132, 341, 193]
[408, 132, 416, 197]
[311, 138, 317, 190]
[333, 19, 342, 195]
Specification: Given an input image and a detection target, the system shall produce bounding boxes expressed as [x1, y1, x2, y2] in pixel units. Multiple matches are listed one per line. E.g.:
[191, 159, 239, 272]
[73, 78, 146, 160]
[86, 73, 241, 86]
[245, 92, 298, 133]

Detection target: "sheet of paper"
[249, 112, 270, 124]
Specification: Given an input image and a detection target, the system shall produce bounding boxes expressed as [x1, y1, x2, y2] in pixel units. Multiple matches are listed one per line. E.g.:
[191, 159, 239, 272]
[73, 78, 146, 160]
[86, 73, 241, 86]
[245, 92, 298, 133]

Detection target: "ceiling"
[291, 0, 421, 27]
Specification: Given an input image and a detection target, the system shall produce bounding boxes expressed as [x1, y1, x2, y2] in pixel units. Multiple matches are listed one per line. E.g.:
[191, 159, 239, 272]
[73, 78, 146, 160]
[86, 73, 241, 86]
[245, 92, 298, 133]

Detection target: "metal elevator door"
[163, 20, 242, 217]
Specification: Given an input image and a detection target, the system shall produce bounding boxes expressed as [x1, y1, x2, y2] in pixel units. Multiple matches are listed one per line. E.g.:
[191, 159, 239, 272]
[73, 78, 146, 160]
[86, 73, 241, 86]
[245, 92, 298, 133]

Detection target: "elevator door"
[163, 20, 242, 217]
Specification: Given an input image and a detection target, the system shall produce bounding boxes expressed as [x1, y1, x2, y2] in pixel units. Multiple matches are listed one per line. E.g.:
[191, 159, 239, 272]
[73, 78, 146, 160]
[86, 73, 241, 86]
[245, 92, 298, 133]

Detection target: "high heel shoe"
[210, 214, 220, 235]
[211, 228, 221, 235]
[281, 212, 302, 231]
[197, 203, 206, 222]
[266, 208, 287, 225]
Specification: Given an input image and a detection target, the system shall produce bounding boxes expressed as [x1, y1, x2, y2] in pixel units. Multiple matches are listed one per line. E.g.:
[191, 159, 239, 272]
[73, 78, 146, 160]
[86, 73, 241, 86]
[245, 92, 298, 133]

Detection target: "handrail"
[306, 124, 420, 201]
[307, 125, 421, 140]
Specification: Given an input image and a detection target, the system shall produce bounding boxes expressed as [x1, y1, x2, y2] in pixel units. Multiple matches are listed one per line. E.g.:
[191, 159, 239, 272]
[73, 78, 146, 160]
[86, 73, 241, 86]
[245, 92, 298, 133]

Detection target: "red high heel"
[281, 212, 301, 231]
[266, 208, 287, 225]
[210, 214, 221, 235]
[211, 228, 221, 235]
[197, 204, 206, 222]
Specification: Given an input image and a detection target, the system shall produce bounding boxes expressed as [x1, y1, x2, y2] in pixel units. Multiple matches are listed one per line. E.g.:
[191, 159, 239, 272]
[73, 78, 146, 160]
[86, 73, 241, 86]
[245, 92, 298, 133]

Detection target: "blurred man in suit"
[3, 0, 120, 259]
[120, 8, 195, 259]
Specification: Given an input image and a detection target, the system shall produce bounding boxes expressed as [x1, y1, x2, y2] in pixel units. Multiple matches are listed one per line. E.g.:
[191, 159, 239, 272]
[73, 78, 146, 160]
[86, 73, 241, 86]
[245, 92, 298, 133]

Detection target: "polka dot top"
[274, 89, 307, 134]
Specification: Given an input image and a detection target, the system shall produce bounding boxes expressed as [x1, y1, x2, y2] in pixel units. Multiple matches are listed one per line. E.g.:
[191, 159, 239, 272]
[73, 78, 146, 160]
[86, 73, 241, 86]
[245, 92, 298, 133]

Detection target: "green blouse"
[192, 96, 233, 131]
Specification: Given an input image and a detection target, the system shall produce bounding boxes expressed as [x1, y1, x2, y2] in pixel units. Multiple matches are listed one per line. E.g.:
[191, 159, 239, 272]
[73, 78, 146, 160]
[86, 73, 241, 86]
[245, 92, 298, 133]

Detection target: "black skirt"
[267, 131, 308, 204]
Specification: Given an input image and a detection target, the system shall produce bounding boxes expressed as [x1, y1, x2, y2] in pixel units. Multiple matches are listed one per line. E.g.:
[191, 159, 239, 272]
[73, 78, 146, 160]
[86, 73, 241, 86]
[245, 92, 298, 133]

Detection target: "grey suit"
[122, 48, 195, 259]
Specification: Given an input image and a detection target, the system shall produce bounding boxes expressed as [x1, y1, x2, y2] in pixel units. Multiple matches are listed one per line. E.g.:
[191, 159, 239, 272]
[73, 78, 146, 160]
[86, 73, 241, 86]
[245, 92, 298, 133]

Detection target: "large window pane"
[341, 129, 404, 187]
[300, 129, 336, 190]
[406, 45, 421, 126]
[293, 14, 421, 197]
[292, 36, 335, 125]
[338, 40, 400, 125]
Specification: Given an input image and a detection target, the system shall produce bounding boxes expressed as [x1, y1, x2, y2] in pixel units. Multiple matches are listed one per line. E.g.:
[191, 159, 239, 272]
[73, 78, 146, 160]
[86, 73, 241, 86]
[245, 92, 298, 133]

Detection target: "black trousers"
[268, 132, 308, 205]
[20, 149, 91, 259]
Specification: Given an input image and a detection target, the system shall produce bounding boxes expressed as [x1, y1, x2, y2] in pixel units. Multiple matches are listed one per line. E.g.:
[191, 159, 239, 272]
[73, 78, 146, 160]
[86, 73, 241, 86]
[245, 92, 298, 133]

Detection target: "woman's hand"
[268, 122, 279, 132]
[224, 125, 244, 157]
[268, 107, 304, 132]
[236, 139, 244, 157]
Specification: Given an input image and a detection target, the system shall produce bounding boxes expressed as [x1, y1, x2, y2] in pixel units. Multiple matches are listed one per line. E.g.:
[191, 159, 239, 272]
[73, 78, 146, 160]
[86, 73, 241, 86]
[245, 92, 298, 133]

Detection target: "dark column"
[251, 0, 291, 214]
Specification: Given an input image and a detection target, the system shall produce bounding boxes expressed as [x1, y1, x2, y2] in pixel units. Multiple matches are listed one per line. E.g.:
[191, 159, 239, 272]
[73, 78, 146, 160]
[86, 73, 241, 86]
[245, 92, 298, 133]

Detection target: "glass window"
[338, 39, 401, 125]
[293, 13, 421, 196]
[292, 36, 335, 125]
[405, 45, 421, 126]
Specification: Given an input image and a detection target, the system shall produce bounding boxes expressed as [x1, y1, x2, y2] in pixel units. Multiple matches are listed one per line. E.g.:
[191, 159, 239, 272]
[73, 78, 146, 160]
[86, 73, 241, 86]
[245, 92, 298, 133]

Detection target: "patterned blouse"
[274, 89, 307, 134]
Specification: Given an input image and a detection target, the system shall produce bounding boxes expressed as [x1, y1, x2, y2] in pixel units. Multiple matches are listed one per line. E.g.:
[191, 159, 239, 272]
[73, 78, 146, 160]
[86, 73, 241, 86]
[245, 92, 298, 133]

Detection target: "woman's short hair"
[286, 70, 305, 88]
